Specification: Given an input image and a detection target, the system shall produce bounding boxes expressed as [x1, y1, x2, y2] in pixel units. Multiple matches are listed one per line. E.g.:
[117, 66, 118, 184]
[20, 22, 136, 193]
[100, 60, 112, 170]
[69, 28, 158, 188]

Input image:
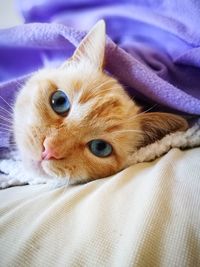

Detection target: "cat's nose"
[41, 140, 63, 160]
[41, 148, 58, 160]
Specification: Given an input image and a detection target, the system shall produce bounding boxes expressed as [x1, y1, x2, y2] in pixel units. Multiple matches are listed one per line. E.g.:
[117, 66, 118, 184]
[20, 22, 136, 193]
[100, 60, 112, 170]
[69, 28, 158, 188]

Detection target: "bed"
[1, 147, 200, 266]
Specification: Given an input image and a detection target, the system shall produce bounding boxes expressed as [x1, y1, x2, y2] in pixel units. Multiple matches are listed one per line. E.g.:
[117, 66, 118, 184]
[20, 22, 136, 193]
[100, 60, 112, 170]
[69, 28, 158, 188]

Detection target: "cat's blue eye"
[88, 139, 113, 158]
[50, 90, 70, 116]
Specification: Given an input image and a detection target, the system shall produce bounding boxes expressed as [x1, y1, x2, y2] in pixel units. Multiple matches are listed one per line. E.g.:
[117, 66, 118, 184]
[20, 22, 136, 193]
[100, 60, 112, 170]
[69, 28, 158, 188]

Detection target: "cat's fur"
[14, 21, 188, 184]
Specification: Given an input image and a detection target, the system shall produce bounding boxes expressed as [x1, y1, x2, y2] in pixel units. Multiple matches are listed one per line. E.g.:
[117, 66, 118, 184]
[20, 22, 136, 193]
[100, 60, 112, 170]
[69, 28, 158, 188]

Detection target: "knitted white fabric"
[0, 119, 200, 189]
[129, 119, 200, 165]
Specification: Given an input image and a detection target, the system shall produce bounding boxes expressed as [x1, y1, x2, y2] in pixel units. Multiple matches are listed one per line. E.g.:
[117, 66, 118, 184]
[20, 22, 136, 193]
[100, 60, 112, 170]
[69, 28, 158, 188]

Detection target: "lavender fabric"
[0, 0, 200, 150]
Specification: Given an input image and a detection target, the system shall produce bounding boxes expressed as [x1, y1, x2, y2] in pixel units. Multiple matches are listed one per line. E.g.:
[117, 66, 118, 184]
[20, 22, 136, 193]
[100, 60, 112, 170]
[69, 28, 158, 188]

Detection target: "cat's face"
[13, 21, 188, 184]
[14, 64, 142, 183]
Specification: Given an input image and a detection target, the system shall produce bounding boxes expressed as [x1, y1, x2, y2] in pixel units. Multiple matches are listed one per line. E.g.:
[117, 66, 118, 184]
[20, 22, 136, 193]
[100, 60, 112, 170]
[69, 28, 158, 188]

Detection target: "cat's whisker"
[0, 96, 14, 111]
[15, 80, 25, 88]
[99, 87, 117, 94]
[0, 121, 12, 126]
[0, 128, 13, 132]
[138, 104, 158, 114]
[103, 86, 121, 91]
[100, 129, 144, 137]
[0, 115, 13, 123]
[0, 121, 13, 127]
[83, 87, 115, 102]
[0, 129, 14, 134]
[0, 125, 13, 129]
[84, 79, 114, 95]
[0, 128, 17, 135]
[93, 79, 114, 91]
[98, 86, 126, 97]
[126, 104, 158, 122]
[0, 125, 13, 131]
[0, 105, 13, 116]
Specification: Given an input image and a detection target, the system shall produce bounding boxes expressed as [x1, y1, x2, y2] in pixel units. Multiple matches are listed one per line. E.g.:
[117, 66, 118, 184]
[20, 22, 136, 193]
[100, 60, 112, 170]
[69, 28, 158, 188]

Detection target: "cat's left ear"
[71, 20, 106, 69]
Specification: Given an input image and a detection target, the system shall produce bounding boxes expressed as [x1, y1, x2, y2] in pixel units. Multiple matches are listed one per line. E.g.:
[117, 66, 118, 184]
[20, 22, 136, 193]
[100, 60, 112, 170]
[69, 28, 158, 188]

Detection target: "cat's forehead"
[32, 66, 121, 103]
[29, 66, 133, 131]
[32, 65, 104, 94]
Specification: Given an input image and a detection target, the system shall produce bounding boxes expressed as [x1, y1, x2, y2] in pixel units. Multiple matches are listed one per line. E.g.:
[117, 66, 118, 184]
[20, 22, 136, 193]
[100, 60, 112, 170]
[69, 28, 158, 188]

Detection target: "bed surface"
[0, 147, 200, 267]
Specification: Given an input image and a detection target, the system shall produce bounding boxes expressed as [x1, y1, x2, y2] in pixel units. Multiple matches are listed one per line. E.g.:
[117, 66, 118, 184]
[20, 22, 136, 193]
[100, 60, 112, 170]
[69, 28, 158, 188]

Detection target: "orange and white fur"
[12, 20, 187, 185]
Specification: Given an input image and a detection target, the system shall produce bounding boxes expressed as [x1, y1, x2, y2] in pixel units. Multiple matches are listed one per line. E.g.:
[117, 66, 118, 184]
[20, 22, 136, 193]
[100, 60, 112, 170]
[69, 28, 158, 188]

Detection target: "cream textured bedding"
[0, 148, 200, 267]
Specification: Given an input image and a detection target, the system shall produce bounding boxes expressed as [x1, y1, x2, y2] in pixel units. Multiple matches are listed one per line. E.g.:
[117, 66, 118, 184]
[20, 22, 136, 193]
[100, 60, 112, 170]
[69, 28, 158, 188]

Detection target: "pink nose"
[41, 140, 62, 160]
[41, 148, 56, 160]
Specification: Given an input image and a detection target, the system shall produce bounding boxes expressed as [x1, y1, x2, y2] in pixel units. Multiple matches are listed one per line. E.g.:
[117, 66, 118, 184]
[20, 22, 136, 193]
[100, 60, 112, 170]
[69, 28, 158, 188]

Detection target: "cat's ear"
[71, 20, 106, 69]
[138, 112, 188, 146]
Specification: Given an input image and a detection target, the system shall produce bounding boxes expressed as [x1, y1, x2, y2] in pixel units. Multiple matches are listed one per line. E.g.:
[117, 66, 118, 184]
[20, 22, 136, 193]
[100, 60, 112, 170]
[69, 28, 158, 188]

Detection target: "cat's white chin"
[40, 160, 89, 185]
[41, 160, 70, 181]
[23, 157, 95, 185]
[21, 155, 49, 178]
[22, 158, 71, 186]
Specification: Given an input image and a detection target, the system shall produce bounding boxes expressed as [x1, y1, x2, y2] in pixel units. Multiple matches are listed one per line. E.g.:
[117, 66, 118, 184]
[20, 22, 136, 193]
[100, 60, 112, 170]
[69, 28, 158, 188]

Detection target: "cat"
[13, 20, 188, 185]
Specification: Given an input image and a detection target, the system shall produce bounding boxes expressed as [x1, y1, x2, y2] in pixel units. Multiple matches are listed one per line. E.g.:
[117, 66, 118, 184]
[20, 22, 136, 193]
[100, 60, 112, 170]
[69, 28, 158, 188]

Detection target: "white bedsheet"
[0, 147, 200, 267]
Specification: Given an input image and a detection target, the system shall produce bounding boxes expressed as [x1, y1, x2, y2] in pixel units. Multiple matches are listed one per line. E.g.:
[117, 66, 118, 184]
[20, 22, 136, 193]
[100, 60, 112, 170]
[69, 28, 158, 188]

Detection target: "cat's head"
[14, 21, 188, 184]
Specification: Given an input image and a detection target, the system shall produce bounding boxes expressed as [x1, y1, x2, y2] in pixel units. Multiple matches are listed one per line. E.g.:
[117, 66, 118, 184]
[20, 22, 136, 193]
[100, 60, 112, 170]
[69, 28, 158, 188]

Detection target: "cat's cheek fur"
[14, 126, 44, 163]
[78, 149, 124, 182]
[13, 82, 44, 161]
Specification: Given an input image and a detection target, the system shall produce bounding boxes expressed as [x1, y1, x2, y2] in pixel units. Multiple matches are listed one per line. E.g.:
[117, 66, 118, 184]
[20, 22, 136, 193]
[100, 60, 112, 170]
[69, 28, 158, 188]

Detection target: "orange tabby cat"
[14, 20, 188, 184]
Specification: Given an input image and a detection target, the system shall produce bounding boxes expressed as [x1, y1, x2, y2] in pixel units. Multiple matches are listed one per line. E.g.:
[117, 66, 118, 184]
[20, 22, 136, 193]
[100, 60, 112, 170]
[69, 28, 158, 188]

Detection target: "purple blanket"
[1, 0, 200, 151]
